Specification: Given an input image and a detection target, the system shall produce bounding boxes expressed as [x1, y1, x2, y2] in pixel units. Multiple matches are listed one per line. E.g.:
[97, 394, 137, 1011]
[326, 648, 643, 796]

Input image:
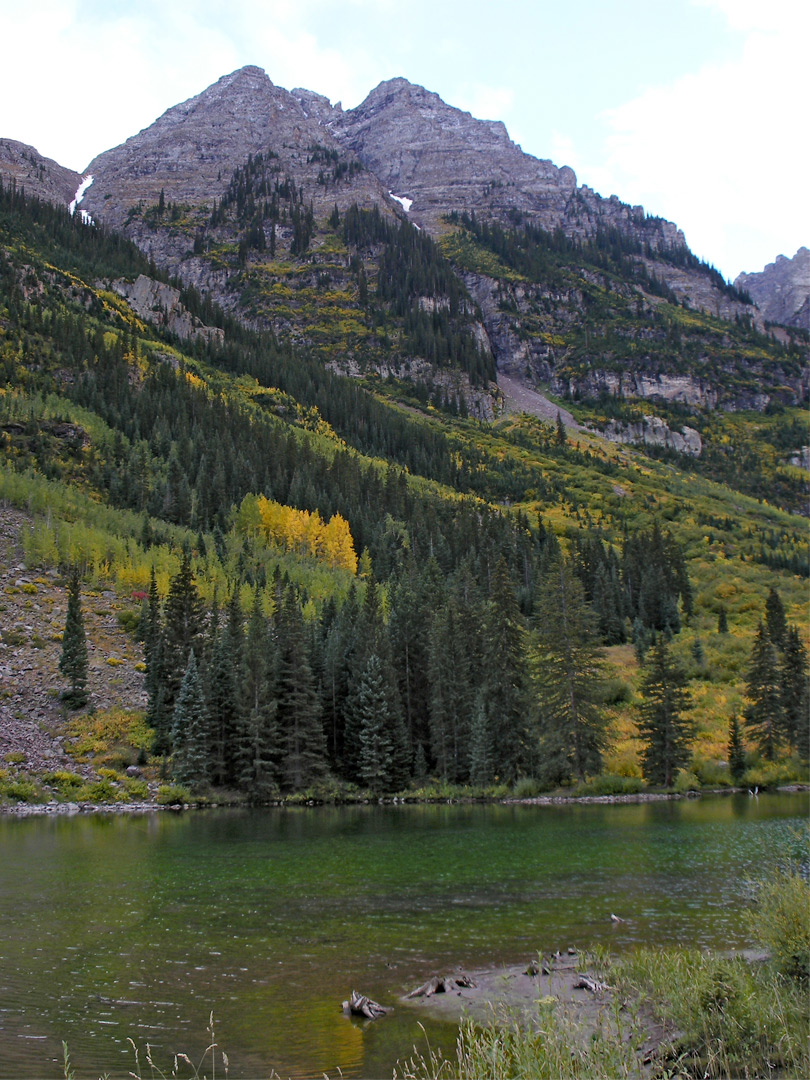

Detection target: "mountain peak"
[735, 246, 810, 331]
[0, 138, 81, 206]
[209, 65, 273, 94]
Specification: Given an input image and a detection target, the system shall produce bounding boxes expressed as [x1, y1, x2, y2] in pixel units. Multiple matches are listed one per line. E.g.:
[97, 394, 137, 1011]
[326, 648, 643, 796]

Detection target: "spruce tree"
[534, 556, 607, 783]
[207, 592, 245, 785]
[744, 622, 783, 760]
[727, 714, 746, 782]
[355, 655, 394, 793]
[144, 567, 171, 753]
[636, 635, 694, 787]
[236, 593, 278, 800]
[171, 651, 210, 787]
[162, 553, 206, 723]
[276, 589, 326, 791]
[480, 558, 533, 783]
[428, 598, 473, 782]
[764, 588, 788, 650]
[59, 568, 88, 708]
[779, 625, 809, 755]
[468, 696, 493, 787]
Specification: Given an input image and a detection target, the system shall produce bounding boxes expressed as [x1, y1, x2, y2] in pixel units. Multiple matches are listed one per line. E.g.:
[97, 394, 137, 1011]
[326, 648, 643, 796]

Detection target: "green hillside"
[0, 178, 807, 806]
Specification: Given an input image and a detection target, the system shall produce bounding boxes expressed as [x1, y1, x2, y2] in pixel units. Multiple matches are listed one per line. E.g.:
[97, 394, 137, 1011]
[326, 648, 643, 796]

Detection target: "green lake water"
[0, 792, 806, 1079]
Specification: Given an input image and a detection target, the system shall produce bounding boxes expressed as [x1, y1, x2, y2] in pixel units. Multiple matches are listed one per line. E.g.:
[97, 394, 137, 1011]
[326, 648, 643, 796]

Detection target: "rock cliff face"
[735, 248, 810, 332]
[599, 415, 703, 456]
[323, 78, 684, 251]
[4, 66, 803, 417]
[82, 66, 394, 246]
[110, 275, 224, 345]
[0, 139, 81, 207]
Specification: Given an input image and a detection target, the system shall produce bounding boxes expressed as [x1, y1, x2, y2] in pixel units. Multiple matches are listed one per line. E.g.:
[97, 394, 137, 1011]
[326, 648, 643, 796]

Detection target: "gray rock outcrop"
[82, 66, 394, 245]
[110, 275, 224, 344]
[598, 415, 703, 456]
[735, 248, 810, 331]
[0, 138, 82, 207]
[326, 78, 685, 252]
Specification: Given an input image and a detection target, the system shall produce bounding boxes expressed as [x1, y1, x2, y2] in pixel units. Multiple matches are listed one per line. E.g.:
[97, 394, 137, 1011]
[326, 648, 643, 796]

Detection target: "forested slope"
[0, 181, 806, 805]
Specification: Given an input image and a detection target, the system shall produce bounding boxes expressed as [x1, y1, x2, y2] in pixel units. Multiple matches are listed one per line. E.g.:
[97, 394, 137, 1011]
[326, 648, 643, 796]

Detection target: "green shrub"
[156, 783, 191, 806]
[747, 867, 810, 982]
[512, 776, 541, 799]
[44, 770, 84, 796]
[122, 777, 149, 799]
[743, 758, 808, 789]
[0, 776, 44, 802]
[116, 609, 140, 635]
[572, 774, 645, 797]
[75, 778, 122, 803]
[674, 768, 701, 792]
[692, 756, 733, 787]
[597, 677, 633, 705]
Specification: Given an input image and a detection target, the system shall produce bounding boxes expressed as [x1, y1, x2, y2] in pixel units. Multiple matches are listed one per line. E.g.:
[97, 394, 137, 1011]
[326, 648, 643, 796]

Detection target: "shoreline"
[398, 955, 603, 1028]
[2, 783, 807, 817]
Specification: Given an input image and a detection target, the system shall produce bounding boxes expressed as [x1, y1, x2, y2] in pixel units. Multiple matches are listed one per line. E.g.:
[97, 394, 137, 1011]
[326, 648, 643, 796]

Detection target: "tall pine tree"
[276, 588, 326, 791]
[172, 651, 210, 787]
[744, 622, 783, 760]
[636, 635, 694, 787]
[59, 568, 88, 708]
[534, 556, 607, 783]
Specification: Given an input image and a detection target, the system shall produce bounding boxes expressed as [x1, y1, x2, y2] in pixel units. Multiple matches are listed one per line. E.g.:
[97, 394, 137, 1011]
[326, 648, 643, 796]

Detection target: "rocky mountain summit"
[81, 66, 394, 257]
[1, 66, 807, 420]
[0, 138, 81, 206]
[735, 247, 810, 332]
[321, 77, 684, 251]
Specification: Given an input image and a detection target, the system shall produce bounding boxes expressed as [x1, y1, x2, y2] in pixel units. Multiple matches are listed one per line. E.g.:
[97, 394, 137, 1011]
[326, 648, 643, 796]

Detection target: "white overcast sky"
[1, 0, 807, 280]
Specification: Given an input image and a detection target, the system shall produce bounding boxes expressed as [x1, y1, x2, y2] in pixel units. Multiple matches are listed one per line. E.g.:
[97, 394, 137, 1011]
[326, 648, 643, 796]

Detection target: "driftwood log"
[574, 975, 609, 993]
[408, 973, 477, 998]
[342, 990, 389, 1019]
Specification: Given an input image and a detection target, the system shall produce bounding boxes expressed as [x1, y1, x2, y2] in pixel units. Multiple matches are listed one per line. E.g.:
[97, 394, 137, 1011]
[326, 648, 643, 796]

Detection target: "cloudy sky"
[2, 0, 806, 280]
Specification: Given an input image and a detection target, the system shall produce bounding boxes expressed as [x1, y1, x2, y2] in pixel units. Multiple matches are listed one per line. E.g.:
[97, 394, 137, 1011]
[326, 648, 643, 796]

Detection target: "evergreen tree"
[59, 568, 88, 708]
[727, 714, 746, 782]
[744, 622, 783, 760]
[636, 635, 694, 787]
[717, 606, 729, 634]
[171, 650, 210, 786]
[388, 563, 435, 761]
[320, 586, 358, 770]
[480, 558, 533, 783]
[468, 695, 493, 787]
[162, 553, 206, 723]
[207, 592, 244, 785]
[779, 625, 809, 755]
[355, 655, 394, 793]
[343, 578, 408, 785]
[534, 556, 607, 783]
[428, 597, 474, 781]
[237, 594, 278, 800]
[276, 589, 326, 791]
[764, 587, 788, 650]
[144, 567, 170, 753]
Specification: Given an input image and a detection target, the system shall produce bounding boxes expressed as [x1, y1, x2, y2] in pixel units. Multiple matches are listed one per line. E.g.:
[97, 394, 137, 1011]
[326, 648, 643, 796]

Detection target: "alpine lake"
[0, 791, 806, 1079]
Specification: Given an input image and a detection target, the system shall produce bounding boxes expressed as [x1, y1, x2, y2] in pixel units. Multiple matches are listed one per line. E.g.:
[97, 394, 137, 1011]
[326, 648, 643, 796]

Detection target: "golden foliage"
[234, 494, 357, 573]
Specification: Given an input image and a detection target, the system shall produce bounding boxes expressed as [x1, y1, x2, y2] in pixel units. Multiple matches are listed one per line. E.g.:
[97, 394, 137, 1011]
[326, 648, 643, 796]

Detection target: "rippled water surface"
[0, 793, 806, 1079]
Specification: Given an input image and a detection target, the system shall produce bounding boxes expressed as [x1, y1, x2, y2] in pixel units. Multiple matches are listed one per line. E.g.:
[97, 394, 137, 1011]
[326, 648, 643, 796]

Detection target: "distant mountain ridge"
[735, 248, 810, 332]
[0, 66, 807, 418]
[0, 138, 81, 207]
